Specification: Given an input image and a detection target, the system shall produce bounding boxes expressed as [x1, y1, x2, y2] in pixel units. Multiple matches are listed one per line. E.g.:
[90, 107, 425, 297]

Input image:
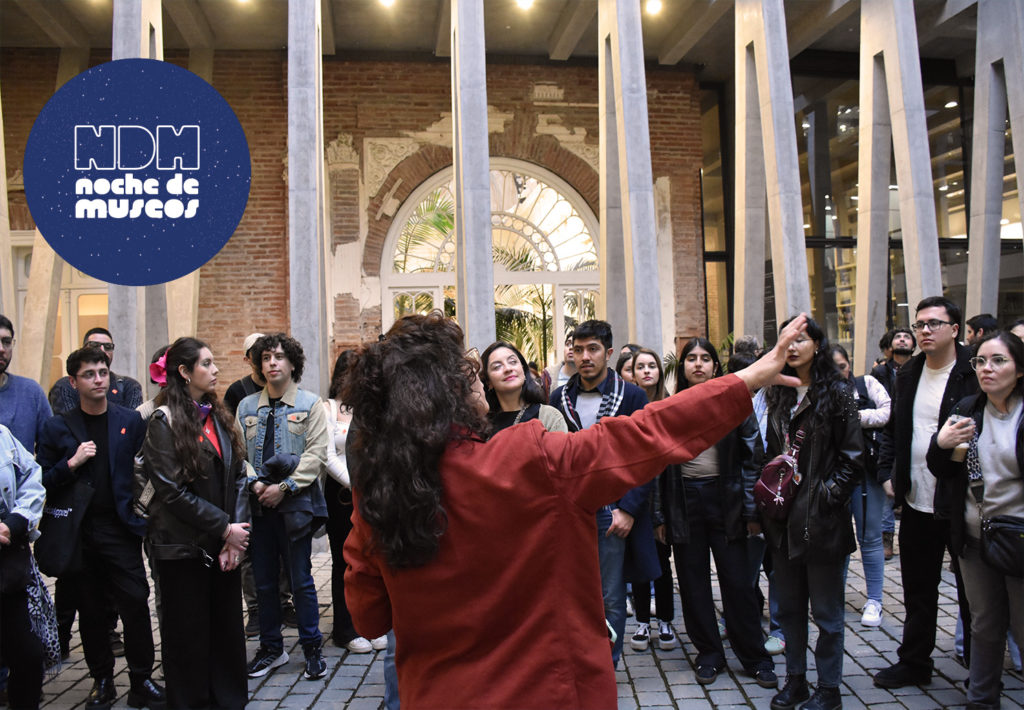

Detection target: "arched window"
[382, 158, 599, 365]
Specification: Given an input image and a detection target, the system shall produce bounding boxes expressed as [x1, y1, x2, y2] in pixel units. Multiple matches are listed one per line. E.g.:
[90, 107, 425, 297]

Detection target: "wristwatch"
[278, 481, 290, 496]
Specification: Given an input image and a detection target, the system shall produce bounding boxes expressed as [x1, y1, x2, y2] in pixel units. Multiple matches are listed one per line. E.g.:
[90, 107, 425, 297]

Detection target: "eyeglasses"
[911, 319, 955, 332]
[969, 355, 1013, 371]
[86, 342, 116, 352]
[0, 337, 14, 349]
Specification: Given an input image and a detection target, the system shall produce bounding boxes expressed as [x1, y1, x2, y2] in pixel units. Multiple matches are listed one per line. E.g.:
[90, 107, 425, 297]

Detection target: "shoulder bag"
[754, 429, 804, 521]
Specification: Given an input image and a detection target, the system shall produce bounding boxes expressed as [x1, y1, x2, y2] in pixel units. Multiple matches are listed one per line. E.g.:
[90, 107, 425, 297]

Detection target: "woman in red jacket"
[342, 311, 805, 710]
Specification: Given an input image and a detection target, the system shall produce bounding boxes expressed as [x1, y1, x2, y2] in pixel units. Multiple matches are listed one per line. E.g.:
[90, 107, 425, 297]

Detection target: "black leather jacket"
[763, 381, 863, 563]
[877, 344, 978, 516]
[142, 410, 250, 561]
[926, 392, 1024, 556]
[655, 413, 763, 545]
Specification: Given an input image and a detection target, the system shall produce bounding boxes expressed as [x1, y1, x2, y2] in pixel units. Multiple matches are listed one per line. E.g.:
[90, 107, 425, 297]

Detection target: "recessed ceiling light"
[944, 100, 958, 109]
[803, 223, 811, 229]
[938, 184, 949, 192]
[380, 0, 395, 6]
[516, 0, 533, 8]
[646, 0, 663, 13]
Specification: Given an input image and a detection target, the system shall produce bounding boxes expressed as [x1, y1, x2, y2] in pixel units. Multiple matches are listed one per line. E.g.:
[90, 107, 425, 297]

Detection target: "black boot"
[770, 674, 810, 710]
[800, 685, 842, 710]
[127, 678, 166, 710]
[86, 676, 117, 710]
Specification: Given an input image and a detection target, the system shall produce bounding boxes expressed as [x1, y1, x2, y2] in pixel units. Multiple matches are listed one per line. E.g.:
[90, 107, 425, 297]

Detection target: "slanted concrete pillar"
[597, 0, 662, 349]
[164, 48, 214, 345]
[15, 49, 90, 383]
[450, 0, 495, 352]
[853, 0, 943, 374]
[733, 0, 811, 342]
[288, 0, 330, 394]
[966, 0, 1024, 318]
[109, 0, 165, 386]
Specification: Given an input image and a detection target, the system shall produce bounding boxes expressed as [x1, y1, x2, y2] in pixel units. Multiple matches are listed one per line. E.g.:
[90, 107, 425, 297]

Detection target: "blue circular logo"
[23, 59, 251, 286]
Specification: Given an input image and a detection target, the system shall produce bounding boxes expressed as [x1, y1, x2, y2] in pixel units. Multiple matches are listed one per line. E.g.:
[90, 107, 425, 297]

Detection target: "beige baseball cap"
[243, 332, 265, 356]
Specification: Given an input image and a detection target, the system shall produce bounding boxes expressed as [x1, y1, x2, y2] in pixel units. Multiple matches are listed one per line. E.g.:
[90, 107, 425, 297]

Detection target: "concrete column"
[288, 0, 330, 395]
[966, 0, 1024, 318]
[451, 0, 495, 352]
[597, 0, 662, 349]
[853, 0, 943, 374]
[854, 52, 893, 375]
[0, 87, 14, 322]
[734, 0, 811, 340]
[109, 0, 164, 386]
[164, 48, 214, 344]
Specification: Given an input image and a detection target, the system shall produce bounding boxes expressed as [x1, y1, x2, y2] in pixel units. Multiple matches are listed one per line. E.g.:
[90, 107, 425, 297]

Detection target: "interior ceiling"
[0, 0, 979, 82]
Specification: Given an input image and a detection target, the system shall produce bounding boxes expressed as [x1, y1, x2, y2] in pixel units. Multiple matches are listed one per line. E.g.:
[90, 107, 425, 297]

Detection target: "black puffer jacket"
[142, 409, 250, 560]
[655, 413, 763, 544]
[763, 381, 864, 563]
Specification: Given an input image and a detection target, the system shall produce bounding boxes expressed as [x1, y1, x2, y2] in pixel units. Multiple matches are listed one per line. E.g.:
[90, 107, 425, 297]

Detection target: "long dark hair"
[631, 348, 667, 402]
[328, 349, 356, 400]
[479, 341, 546, 414]
[341, 312, 489, 569]
[154, 337, 245, 482]
[976, 330, 1024, 399]
[675, 337, 722, 393]
[765, 316, 846, 431]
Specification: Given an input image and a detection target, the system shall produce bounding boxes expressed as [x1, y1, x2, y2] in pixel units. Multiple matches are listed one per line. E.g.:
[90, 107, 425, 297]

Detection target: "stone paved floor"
[41, 534, 1024, 709]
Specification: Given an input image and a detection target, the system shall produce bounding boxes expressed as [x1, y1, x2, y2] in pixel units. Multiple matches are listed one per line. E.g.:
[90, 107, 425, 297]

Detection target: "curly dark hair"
[154, 337, 246, 483]
[479, 341, 546, 414]
[251, 333, 305, 383]
[765, 316, 848, 432]
[341, 311, 489, 569]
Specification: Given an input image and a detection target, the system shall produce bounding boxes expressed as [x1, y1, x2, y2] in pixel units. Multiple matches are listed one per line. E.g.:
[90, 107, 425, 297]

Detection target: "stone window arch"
[381, 158, 600, 364]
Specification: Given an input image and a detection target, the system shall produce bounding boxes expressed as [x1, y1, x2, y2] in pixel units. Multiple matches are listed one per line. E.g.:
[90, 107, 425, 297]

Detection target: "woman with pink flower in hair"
[142, 337, 251, 709]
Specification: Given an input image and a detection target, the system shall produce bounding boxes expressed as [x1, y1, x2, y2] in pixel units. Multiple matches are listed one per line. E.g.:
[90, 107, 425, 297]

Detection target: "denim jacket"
[0, 424, 46, 543]
[236, 381, 328, 495]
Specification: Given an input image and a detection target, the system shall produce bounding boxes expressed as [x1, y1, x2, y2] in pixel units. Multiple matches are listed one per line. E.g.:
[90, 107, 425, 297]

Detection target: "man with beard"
[871, 328, 916, 396]
[0, 315, 52, 452]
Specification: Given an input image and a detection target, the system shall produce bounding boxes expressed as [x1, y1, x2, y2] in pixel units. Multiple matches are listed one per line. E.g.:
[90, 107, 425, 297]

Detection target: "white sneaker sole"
[861, 614, 882, 627]
[659, 637, 678, 651]
[247, 651, 288, 678]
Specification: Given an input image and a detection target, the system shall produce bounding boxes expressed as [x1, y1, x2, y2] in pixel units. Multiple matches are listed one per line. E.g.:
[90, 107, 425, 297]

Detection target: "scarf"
[559, 369, 625, 432]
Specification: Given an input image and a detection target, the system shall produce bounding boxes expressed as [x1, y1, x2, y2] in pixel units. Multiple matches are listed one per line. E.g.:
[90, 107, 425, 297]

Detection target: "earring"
[186, 377, 191, 384]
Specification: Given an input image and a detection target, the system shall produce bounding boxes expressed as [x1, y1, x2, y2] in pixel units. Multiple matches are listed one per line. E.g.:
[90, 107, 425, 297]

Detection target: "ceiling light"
[851, 195, 858, 201]
[889, 184, 899, 190]
[944, 100, 958, 109]
[380, 0, 395, 6]
[645, 0, 663, 13]
[803, 223, 811, 229]
[938, 184, 949, 192]
[515, 0, 533, 8]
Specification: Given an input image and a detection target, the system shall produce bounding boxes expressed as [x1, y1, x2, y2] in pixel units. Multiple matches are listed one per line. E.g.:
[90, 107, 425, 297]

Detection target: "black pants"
[632, 540, 674, 623]
[325, 477, 358, 644]
[156, 559, 247, 710]
[54, 577, 118, 650]
[897, 504, 972, 672]
[0, 589, 45, 710]
[673, 479, 772, 672]
[64, 516, 154, 681]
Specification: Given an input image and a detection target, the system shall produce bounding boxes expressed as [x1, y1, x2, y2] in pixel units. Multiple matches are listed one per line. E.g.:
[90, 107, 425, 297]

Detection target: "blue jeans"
[383, 631, 399, 710]
[772, 552, 846, 687]
[251, 509, 322, 653]
[850, 477, 885, 603]
[881, 493, 895, 534]
[596, 506, 626, 666]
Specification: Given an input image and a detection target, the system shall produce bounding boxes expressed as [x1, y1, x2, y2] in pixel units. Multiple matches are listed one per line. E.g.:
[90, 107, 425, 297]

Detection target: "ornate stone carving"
[535, 114, 599, 171]
[326, 132, 358, 169]
[6, 169, 24, 191]
[531, 83, 564, 102]
[403, 107, 514, 147]
[363, 138, 420, 198]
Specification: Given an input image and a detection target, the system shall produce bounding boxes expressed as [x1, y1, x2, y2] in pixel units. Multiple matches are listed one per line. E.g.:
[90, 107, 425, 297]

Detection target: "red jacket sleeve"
[343, 506, 393, 639]
[537, 375, 753, 512]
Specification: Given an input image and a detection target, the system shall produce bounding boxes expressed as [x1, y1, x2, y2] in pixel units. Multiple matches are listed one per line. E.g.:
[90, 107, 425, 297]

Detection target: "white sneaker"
[345, 637, 373, 653]
[861, 599, 883, 627]
[630, 622, 650, 651]
[657, 620, 678, 651]
[370, 635, 388, 651]
[764, 636, 785, 655]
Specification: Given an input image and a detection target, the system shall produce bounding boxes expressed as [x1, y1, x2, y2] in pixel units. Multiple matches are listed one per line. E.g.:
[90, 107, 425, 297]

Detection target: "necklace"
[512, 406, 528, 425]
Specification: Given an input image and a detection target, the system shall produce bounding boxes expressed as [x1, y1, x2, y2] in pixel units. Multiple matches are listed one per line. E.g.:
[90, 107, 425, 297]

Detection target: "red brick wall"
[2, 50, 707, 389]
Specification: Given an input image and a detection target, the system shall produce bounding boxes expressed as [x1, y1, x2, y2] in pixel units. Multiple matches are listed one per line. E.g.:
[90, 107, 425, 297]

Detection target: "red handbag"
[754, 429, 804, 521]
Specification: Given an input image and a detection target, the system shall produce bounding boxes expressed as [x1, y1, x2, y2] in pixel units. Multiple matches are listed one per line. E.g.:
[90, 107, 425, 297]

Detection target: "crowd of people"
[0, 300, 1021, 710]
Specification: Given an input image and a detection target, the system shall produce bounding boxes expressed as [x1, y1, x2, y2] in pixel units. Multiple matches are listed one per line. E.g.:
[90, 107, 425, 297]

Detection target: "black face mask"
[892, 347, 914, 357]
